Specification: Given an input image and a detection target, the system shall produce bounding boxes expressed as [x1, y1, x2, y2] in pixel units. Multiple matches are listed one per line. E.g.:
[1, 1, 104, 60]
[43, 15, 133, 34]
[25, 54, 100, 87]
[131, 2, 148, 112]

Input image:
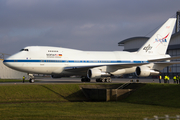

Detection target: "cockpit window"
[20, 49, 29, 51]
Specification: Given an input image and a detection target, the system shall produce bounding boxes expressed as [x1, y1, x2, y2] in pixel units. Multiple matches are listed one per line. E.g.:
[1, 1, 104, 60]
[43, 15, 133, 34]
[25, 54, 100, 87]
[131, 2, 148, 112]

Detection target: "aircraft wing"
[64, 65, 104, 75]
[154, 61, 180, 67]
[108, 63, 149, 68]
[64, 62, 149, 74]
[148, 56, 180, 62]
[64, 59, 180, 74]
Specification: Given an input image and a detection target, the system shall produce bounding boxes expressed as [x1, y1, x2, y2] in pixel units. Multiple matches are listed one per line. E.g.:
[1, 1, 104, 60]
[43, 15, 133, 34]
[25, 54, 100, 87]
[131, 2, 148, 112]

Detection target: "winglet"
[137, 18, 176, 55]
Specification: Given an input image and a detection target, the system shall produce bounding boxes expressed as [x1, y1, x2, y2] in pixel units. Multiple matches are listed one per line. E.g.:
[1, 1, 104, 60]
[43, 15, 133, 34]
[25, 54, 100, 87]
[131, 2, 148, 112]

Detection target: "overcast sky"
[0, 0, 180, 55]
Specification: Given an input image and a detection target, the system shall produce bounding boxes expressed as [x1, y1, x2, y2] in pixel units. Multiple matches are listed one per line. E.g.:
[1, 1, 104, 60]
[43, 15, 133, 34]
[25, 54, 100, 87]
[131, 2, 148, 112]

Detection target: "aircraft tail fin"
[137, 18, 176, 55]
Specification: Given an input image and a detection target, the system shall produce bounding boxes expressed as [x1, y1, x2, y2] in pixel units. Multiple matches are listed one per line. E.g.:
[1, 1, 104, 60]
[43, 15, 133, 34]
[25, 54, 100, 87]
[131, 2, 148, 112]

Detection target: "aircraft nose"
[3, 51, 26, 71]
[3, 55, 17, 69]
[3, 59, 13, 68]
[3, 59, 7, 66]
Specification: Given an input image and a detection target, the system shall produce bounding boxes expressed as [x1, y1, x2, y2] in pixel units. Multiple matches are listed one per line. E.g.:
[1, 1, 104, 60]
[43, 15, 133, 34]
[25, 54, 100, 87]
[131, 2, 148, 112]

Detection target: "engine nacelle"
[87, 68, 110, 79]
[135, 66, 160, 77]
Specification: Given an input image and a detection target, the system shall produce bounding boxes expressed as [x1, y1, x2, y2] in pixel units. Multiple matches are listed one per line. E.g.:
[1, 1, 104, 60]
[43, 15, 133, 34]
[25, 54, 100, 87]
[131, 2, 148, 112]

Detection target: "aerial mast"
[175, 11, 180, 33]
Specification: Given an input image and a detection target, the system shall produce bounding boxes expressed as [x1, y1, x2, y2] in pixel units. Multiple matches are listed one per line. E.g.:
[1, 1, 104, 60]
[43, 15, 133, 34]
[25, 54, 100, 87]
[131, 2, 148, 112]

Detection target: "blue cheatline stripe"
[3, 59, 148, 63]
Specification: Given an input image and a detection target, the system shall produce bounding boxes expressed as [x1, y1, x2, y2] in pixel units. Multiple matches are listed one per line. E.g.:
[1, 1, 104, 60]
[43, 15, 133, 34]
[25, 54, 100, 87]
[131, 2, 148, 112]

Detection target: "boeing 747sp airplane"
[3, 18, 179, 83]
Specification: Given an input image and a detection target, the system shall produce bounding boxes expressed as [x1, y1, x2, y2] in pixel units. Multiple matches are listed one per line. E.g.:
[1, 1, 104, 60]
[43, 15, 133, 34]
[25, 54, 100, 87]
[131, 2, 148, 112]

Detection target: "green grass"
[0, 102, 180, 120]
[122, 83, 180, 107]
[0, 83, 180, 119]
[0, 79, 23, 82]
[0, 84, 87, 102]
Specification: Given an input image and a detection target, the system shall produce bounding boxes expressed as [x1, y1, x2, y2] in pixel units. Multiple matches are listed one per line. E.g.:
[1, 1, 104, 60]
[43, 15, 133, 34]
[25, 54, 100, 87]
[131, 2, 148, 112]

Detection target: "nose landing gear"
[29, 78, 35, 83]
[28, 74, 35, 83]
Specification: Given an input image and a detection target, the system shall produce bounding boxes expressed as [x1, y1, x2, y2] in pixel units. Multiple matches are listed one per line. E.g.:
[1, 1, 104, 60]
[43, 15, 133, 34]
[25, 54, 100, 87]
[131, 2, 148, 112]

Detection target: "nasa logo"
[143, 44, 152, 52]
[155, 38, 167, 43]
[154, 33, 169, 43]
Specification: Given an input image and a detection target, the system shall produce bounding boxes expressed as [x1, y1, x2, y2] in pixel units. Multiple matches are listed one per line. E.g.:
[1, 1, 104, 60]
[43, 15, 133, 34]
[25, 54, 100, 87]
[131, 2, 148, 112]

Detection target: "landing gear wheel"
[96, 77, 112, 82]
[81, 78, 84, 82]
[29, 79, 35, 83]
[107, 77, 112, 82]
[96, 78, 101, 82]
[81, 77, 91, 82]
[108, 79, 112, 83]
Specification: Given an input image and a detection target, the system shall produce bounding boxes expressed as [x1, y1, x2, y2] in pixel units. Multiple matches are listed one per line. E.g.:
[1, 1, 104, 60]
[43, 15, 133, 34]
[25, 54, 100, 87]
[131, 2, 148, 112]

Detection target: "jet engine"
[87, 68, 110, 79]
[135, 66, 160, 77]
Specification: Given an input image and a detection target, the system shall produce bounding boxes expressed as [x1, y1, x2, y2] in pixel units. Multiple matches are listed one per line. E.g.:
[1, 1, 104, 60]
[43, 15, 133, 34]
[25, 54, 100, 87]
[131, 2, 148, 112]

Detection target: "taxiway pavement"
[0, 77, 167, 84]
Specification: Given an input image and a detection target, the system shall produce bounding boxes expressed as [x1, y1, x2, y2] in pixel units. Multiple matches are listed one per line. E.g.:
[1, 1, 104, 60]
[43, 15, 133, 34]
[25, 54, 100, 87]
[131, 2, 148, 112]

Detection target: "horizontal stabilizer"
[154, 61, 180, 70]
[148, 56, 180, 62]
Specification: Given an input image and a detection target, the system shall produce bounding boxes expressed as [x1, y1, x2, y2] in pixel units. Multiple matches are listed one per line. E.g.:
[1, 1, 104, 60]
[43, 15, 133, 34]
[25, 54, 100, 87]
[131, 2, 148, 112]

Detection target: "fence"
[0, 53, 11, 59]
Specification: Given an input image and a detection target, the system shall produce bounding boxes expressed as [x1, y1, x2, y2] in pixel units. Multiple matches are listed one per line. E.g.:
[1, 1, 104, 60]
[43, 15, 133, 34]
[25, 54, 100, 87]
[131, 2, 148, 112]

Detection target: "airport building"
[118, 11, 180, 78]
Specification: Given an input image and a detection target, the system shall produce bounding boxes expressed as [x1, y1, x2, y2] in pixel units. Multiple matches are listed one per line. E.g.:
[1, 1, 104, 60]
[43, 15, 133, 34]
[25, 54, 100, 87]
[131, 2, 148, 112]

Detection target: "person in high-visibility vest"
[164, 75, 168, 83]
[177, 75, 179, 84]
[173, 75, 177, 83]
[159, 75, 162, 83]
[23, 76, 25, 83]
[178, 76, 180, 84]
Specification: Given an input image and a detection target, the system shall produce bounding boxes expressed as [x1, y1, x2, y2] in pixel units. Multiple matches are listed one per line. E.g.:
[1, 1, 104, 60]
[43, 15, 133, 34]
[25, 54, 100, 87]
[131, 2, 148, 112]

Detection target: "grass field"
[123, 83, 180, 108]
[0, 79, 23, 82]
[0, 84, 87, 102]
[0, 82, 180, 119]
[1, 102, 180, 120]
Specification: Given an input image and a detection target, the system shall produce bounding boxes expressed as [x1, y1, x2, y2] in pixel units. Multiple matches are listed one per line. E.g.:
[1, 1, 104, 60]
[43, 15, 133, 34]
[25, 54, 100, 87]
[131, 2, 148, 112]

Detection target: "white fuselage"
[3, 46, 168, 77]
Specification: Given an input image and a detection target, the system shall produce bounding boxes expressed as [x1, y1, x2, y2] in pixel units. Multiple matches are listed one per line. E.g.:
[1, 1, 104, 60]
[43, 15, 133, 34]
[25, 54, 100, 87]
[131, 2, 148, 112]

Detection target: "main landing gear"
[29, 78, 35, 83]
[96, 77, 112, 82]
[81, 77, 112, 82]
[81, 77, 91, 82]
[28, 74, 35, 83]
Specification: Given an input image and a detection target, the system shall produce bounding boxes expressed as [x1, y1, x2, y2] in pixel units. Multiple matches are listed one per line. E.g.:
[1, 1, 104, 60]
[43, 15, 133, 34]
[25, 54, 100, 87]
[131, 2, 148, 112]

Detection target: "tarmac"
[0, 77, 168, 84]
[35, 77, 160, 83]
[1, 75, 178, 84]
